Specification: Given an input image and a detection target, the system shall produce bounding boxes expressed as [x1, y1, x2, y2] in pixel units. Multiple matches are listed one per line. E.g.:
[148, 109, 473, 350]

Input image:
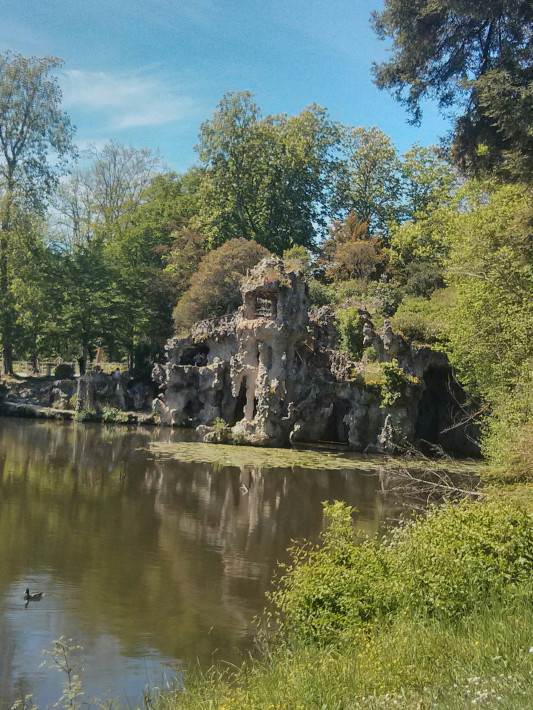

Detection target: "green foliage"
[54, 363, 74, 379]
[195, 91, 342, 253]
[209, 417, 233, 444]
[336, 127, 402, 239]
[379, 358, 408, 406]
[403, 261, 445, 298]
[281, 245, 312, 275]
[365, 281, 402, 317]
[321, 211, 387, 281]
[363, 346, 379, 363]
[440, 182, 533, 474]
[335, 307, 364, 360]
[444, 182, 533, 398]
[372, 1, 533, 180]
[40, 636, 84, 710]
[482, 365, 533, 482]
[159, 591, 533, 710]
[74, 409, 99, 422]
[391, 289, 452, 344]
[270, 499, 533, 643]
[0, 52, 75, 374]
[173, 238, 270, 331]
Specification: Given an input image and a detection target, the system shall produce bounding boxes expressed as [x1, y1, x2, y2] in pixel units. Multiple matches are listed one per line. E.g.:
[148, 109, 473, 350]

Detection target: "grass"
[156, 593, 533, 710]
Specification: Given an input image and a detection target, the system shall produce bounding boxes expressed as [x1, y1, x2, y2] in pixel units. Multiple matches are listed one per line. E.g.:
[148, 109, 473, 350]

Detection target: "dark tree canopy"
[372, 1, 533, 179]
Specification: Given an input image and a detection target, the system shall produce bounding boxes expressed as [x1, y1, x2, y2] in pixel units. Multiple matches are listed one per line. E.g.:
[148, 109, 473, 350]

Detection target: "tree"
[195, 91, 341, 254]
[372, 1, 533, 179]
[336, 127, 402, 238]
[0, 52, 75, 373]
[442, 181, 533, 474]
[84, 141, 164, 227]
[173, 238, 270, 332]
[320, 211, 386, 282]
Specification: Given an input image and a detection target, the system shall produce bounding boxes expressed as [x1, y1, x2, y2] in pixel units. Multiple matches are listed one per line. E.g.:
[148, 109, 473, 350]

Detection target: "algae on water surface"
[148, 440, 480, 474]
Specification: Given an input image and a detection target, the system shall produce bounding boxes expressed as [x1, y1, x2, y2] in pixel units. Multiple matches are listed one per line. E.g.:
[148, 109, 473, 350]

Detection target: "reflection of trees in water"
[145, 457, 385, 632]
[0, 419, 387, 671]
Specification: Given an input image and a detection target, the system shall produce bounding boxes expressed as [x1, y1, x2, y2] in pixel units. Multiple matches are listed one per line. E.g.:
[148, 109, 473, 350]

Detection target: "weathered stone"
[154, 256, 479, 455]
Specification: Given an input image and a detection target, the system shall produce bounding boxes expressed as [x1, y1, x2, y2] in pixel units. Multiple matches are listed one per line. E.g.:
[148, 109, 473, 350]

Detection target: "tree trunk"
[1, 185, 14, 377]
[2, 343, 13, 376]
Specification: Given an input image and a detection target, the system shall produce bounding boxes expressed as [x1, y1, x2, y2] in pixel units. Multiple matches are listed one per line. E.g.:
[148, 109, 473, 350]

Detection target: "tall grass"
[156, 592, 533, 710]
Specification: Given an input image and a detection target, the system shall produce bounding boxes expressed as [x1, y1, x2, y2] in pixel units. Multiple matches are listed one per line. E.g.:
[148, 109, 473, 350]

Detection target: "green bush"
[270, 499, 533, 643]
[336, 307, 364, 360]
[363, 345, 379, 362]
[390, 289, 452, 343]
[366, 281, 403, 316]
[210, 417, 233, 444]
[482, 363, 533, 482]
[74, 409, 99, 422]
[54, 363, 75, 379]
[403, 261, 445, 298]
[307, 278, 331, 307]
[380, 358, 410, 406]
[173, 239, 270, 332]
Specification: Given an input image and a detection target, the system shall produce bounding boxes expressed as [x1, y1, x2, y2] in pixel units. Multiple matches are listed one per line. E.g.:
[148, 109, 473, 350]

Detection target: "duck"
[24, 588, 44, 601]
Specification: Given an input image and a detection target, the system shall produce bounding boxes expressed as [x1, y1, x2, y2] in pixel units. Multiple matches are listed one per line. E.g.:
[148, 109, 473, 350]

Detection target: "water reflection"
[0, 418, 388, 707]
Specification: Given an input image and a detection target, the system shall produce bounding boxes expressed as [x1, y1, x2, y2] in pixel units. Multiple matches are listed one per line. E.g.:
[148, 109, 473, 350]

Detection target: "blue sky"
[2, 0, 451, 172]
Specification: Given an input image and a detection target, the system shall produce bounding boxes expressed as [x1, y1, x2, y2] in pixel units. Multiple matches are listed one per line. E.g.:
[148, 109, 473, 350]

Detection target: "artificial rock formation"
[154, 257, 478, 455]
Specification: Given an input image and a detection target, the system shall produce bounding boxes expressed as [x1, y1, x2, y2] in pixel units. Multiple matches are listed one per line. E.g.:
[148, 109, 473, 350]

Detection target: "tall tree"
[336, 126, 402, 238]
[371, 0, 533, 179]
[0, 52, 74, 373]
[195, 91, 341, 253]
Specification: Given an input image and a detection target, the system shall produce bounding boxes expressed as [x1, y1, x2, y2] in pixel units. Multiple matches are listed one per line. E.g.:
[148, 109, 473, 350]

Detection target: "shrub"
[173, 239, 270, 332]
[74, 409, 99, 422]
[210, 417, 233, 444]
[482, 364, 533, 482]
[363, 346, 378, 362]
[380, 358, 409, 406]
[365, 281, 403, 316]
[54, 363, 75, 379]
[390, 289, 452, 344]
[403, 261, 445, 298]
[336, 307, 364, 360]
[307, 278, 331, 307]
[270, 499, 533, 643]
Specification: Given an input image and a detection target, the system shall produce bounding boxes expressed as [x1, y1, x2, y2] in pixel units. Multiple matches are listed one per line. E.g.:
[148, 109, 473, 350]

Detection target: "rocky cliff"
[153, 257, 478, 455]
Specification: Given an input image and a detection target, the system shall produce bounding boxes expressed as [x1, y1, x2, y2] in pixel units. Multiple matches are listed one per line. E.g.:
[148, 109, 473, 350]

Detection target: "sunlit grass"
[156, 592, 533, 710]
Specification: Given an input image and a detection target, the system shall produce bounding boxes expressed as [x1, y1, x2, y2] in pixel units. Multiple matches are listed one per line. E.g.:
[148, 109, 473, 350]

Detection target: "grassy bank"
[161, 599, 533, 710]
[155, 491, 533, 710]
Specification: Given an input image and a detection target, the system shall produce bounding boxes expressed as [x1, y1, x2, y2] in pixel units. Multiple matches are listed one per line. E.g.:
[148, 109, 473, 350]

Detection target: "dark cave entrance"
[179, 344, 209, 366]
[233, 377, 247, 424]
[322, 399, 350, 443]
[415, 366, 480, 456]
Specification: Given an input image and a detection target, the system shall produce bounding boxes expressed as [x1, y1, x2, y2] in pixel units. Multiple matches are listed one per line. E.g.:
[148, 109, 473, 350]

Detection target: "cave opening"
[322, 400, 350, 443]
[179, 344, 209, 366]
[415, 366, 480, 456]
[233, 377, 247, 424]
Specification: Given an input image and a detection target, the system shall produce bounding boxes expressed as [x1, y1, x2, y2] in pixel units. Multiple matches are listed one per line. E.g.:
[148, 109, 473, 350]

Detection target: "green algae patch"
[148, 440, 480, 474]
[149, 440, 386, 471]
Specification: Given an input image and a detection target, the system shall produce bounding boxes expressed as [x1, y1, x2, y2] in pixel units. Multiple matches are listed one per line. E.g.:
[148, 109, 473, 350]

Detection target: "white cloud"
[61, 69, 195, 130]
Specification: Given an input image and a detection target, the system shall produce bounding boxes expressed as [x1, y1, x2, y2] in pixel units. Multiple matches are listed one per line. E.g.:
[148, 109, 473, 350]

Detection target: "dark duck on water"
[24, 589, 43, 601]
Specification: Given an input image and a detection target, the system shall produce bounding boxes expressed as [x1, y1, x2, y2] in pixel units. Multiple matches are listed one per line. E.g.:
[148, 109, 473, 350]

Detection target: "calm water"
[0, 418, 391, 707]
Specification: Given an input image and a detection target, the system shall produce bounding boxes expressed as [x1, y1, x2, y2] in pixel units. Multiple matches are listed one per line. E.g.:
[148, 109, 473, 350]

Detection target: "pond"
[0, 418, 408, 707]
